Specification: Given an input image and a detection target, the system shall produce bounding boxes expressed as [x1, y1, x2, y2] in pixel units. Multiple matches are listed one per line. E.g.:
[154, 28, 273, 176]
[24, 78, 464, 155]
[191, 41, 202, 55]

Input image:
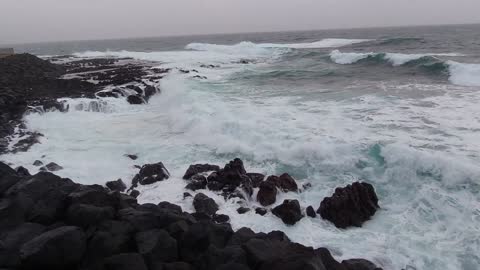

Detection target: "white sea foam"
[447, 61, 480, 87]
[186, 38, 371, 52]
[330, 50, 480, 86]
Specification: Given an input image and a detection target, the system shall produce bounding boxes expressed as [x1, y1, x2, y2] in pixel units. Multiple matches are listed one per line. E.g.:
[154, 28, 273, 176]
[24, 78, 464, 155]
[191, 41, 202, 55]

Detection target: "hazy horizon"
[1, 0, 480, 45]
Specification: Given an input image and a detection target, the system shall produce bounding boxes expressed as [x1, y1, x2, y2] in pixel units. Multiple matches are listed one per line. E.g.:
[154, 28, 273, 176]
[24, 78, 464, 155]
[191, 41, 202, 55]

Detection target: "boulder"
[143, 85, 158, 99]
[255, 208, 268, 216]
[183, 164, 220, 180]
[213, 214, 230, 223]
[106, 179, 127, 192]
[193, 193, 218, 216]
[185, 175, 207, 191]
[237, 207, 251, 214]
[306, 206, 317, 218]
[246, 173, 265, 188]
[342, 259, 383, 270]
[132, 162, 170, 186]
[164, 262, 193, 270]
[272, 200, 303, 225]
[15, 166, 31, 177]
[257, 181, 277, 206]
[130, 189, 140, 198]
[127, 95, 144, 105]
[266, 173, 298, 192]
[136, 229, 178, 267]
[39, 162, 63, 172]
[103, 253, 148, 270]
[1, 162, 17, 178]
[317, 182, 379, 228]
[66, 203, 115, 227]
[20, 226, 86, 269]
[0, 222, 45, 267]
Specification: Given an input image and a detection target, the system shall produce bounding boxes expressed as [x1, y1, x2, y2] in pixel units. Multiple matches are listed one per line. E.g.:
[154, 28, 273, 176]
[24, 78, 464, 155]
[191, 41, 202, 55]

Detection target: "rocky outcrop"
[131, 162, 170, 187]
[193, 193, 219, 217]
[317, 182, 379, 228]
[0, 161, 383, 270]
[106, 179, 127, 192]
[266, 173, 298, 192]
[183, 164, 220, 180]
[257, 181, 277, 206]
[272, 200, 303, 225]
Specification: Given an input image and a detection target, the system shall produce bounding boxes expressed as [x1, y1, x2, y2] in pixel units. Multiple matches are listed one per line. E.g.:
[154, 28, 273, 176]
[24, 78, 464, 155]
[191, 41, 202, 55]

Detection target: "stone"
[20, 226, 86, 269]
[106, 179, 127, 192]
[183, 164, 220, 180]
[130, 189, 140, 198]
[15, 166, 30, 177]
[317, 182, 379, 228]
[39, 162, 63, 172]
[66, 203, 115, 227]
[272, 200, 303, 225]
[132, 162, 170, 186]
[257, 181, 277, 206]
[193, 193, 218, 216]
[127, 95, 144, 105]
[125, 154, 138, 160]
[0, 222, 45, 267]
[237, 207, 251, 214]
[255, 208, 268, 216]
[136, 229, 178, 266]
[246, 173, 265, 188]
[266, 173, 298, 192]
[213, 214, 230, 223]
[342, 259, 383, 270]
[306, 206, 317, 218]
[103, 253, 148, 270]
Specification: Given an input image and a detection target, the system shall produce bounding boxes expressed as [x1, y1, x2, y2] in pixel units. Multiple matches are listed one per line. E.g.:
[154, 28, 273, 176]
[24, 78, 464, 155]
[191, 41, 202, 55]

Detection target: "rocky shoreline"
[0, 54, 384, 270]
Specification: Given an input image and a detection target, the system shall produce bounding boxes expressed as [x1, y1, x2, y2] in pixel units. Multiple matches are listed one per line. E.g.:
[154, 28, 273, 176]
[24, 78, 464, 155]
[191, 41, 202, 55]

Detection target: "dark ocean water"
[3, 24, 480, 270]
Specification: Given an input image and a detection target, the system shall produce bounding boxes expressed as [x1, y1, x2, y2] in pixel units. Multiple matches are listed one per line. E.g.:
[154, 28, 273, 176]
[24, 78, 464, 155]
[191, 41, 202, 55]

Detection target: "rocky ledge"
[0, 160, 383, 270]
[0, 54, 167, 154]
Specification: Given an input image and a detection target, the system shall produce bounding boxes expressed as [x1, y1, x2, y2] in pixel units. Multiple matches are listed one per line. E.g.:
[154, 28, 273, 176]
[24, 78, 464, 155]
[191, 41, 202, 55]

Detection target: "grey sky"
[1, 0, 479, 44]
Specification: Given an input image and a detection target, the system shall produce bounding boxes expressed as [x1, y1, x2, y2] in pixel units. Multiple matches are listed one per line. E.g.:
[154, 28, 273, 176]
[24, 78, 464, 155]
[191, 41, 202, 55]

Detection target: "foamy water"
[2, 37, 480, 270]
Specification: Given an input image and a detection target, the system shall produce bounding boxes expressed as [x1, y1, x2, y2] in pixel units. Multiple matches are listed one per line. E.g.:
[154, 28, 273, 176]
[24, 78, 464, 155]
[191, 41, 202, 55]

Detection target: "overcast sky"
[1, 0, 479, 44]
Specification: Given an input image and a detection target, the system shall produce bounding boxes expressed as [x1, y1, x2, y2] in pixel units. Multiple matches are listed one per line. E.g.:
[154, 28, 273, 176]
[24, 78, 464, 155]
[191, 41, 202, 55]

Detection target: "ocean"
[3, 24, 480, 270]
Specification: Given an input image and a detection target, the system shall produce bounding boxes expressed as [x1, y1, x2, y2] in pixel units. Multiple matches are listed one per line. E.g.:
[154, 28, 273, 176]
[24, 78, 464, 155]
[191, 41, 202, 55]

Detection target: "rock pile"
[0, 161, 383, 270]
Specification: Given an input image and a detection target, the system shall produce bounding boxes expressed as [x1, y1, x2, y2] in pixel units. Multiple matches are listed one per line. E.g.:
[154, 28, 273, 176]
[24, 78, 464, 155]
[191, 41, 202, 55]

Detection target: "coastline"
[0, 54, 383, 270]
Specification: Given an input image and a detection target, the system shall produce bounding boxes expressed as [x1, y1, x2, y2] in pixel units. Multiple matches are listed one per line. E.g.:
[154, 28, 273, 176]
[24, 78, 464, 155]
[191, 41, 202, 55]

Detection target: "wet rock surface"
[317, 182, 379, 228]
[0, 54, 167, 154]
[0, 161, 382, 270]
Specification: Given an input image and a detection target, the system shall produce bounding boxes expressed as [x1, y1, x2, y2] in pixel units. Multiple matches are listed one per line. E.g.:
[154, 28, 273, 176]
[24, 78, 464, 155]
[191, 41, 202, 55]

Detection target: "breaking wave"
[330, 50, 480, 86]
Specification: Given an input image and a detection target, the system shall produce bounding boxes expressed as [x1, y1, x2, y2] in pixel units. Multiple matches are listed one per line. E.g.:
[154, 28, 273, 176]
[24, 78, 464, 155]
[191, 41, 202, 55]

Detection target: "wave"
[330, 50, 480, 86]
[186, 38, 371, 52]
[376, 37, 425, 45]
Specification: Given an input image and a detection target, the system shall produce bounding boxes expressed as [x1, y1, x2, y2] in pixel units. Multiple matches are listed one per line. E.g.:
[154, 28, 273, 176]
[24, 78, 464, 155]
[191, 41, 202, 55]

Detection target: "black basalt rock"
[193, 193, 219, 217]
[317, 182, 379, 229]
[183, 164, 220, 180]
[257, 181, 277, 206]
[106, 179, 127, 192]
[131, 162, 170, 187]
[272, 199, 303, 225]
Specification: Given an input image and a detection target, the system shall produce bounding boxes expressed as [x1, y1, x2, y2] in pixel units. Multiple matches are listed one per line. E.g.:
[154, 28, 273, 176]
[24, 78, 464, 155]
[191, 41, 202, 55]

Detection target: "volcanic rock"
[131, 162, 170, 186]
[257, 181, 277, 206]
[272, 199, 303, 225]
[317, 182, 379, 228]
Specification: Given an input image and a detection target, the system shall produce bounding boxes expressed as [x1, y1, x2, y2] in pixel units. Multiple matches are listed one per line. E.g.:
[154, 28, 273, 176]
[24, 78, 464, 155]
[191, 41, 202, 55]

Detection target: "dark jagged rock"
[106, 179, 127, 192]
[136, 229, 178, 267]
[127, 94, 145, 105]
[0, 222, 45, 267]
[103, 253, 148, 270]
[131, 162, 170, 187]
[213, 214, 230, 223]
[246, 173, 265, 188]
[125, 154, 138, 160]
[0, 162, 383, 270]
[185, 174, 207, 191]
[257, 181, 277, 206]
[183, 164, 220, 180]
[342, 259, 382, 270]
[130, 189, 140, 198]
[32, 160, 43, 166]
[306, 206, 317, 218]
[66, 204, 115, 227]
[20, 226, 86, 269]
[39, 162, 63, 172]
[272, 200, 304, 225]
[255, 207, 268, 216]
[266, 173, 298, 192]
[193, 193, 218, 216]
[15, 166, 30, 177]
[317, 182, 379, 228]
[237, 207, 251, 214]
[183, 192, 192, 199]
